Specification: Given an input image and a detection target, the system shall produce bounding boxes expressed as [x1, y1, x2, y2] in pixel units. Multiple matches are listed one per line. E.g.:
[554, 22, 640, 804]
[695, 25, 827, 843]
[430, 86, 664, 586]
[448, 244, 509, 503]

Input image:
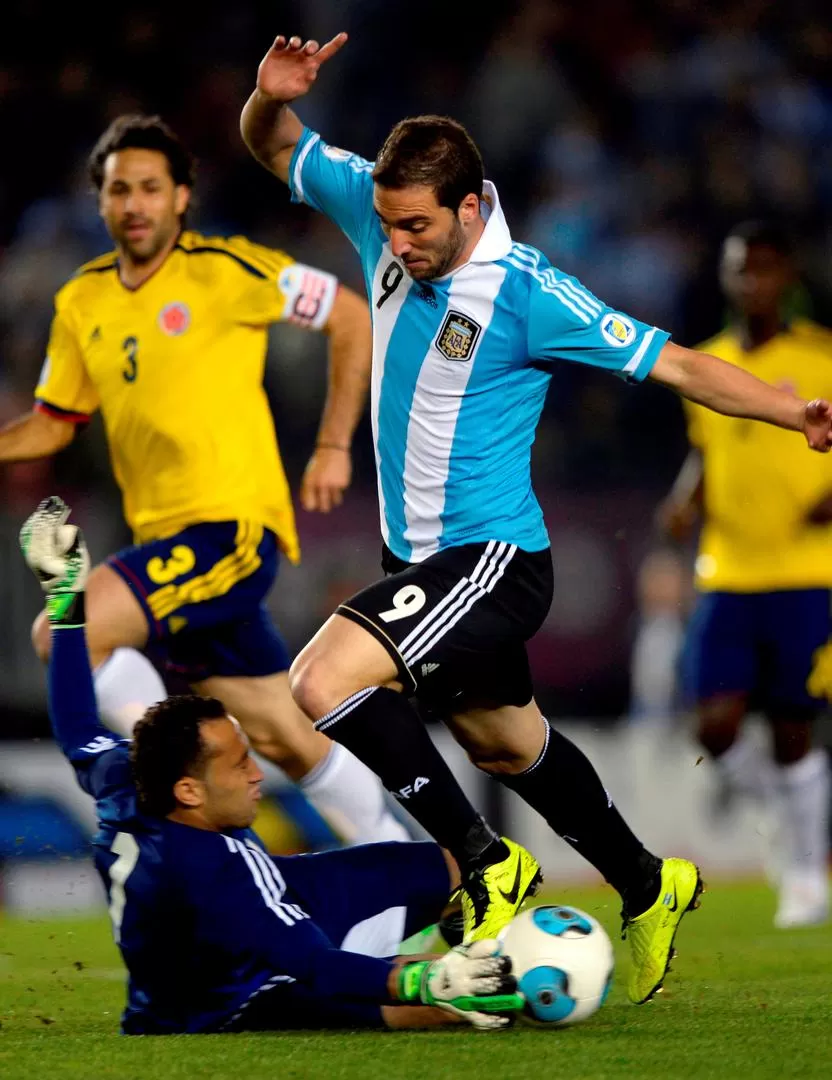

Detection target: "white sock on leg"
[776, 749, 830, 874]
[717, 729, 777, 804]
[714, 729, 781, 883]
[298, 742, 411, 846]
[774, 748, 830, 927]
[94, 647, 167, 737]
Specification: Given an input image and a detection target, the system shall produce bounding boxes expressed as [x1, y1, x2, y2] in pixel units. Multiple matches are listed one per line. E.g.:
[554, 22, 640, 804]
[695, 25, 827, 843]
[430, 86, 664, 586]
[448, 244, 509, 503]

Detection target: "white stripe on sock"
[315, 687, 378, 733]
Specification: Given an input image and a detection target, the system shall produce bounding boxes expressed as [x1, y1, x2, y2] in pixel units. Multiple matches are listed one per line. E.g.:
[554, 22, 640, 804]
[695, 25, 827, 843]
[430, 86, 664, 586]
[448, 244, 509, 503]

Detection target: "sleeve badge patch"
[600, 313, 636, 348]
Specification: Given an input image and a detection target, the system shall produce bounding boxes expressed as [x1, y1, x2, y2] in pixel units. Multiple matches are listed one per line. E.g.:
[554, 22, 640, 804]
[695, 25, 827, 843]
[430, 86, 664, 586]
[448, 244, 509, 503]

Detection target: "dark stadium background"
[1, 0, 831, 737]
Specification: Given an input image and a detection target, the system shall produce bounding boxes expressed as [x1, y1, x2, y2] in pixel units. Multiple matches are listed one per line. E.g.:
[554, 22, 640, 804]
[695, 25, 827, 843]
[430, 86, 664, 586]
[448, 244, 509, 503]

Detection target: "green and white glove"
[398, 939, 523, 1030]
[20, 496, 90, 626]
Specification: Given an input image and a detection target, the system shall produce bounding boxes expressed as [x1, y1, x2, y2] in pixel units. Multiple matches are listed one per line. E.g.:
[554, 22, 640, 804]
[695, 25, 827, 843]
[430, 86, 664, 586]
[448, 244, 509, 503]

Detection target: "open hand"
[256, 33, 348, 102]
[20, 496, 89, 594]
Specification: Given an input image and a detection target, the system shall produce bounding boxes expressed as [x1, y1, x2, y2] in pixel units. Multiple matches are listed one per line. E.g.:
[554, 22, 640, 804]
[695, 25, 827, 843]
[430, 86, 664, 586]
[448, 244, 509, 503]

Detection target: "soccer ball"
[498, 905, 614, 1026]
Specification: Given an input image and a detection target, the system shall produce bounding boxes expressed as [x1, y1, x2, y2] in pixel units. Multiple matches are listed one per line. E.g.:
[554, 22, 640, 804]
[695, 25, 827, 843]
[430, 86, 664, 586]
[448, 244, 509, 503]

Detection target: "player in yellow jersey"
[0, 114, 409, 847]
[660, 222, 832, 926]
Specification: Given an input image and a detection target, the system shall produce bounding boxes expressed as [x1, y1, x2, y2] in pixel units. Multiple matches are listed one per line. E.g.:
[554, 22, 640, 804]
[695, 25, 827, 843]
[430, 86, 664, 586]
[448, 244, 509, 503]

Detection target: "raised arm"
[240, 32, 348, 184]
[649, 341, 832, 452]
[300, 284, 372, 513]
[20, 498, 132, 796]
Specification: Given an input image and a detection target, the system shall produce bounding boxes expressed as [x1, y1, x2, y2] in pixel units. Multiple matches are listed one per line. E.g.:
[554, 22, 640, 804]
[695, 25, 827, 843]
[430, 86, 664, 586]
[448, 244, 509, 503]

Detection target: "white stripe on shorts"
[398, 540, 499, 655]
[402, 542, 517, 667]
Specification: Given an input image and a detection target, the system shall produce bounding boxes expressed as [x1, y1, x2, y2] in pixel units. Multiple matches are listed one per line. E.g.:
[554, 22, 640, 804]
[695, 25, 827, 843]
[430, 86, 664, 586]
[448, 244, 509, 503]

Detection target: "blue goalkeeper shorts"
[108, 520, 291, 681]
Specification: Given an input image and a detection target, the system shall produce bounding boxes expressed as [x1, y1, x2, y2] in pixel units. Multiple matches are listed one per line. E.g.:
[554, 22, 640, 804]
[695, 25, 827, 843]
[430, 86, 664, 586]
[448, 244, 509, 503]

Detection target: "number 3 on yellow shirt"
[122, 335, 139, 383]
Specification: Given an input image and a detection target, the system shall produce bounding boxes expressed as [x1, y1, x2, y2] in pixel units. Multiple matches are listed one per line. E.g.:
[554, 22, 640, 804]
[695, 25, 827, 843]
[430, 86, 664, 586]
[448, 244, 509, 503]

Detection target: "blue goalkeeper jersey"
[48, 626, 392, 1034]
[289, 127, 670, 563]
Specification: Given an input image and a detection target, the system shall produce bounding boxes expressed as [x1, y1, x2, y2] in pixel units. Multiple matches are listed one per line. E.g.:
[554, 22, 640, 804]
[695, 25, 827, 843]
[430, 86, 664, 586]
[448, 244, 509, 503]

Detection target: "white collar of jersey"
[435, 181, 512, 279]
[469, 181, 512, 263]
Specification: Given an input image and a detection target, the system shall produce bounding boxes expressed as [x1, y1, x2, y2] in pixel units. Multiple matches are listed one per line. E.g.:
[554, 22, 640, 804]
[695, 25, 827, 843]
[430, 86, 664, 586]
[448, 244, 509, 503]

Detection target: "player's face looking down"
[373, 185, 480, 281]
[173, 717, 264, 830]
[720, 239, 793, 320]
[99, 147, 190, 266]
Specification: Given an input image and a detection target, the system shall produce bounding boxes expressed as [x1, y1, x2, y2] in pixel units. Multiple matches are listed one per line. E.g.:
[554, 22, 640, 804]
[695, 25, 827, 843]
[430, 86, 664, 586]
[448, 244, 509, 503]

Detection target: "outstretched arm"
[649, 341, 832, 452]
[240, 33, 348, 184]
[197, 862, 520, 1029]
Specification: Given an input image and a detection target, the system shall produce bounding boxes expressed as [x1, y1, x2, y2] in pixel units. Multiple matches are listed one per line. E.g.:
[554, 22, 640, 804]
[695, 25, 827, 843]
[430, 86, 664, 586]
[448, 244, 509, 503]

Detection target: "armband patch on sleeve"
[278, 264, 338, 330]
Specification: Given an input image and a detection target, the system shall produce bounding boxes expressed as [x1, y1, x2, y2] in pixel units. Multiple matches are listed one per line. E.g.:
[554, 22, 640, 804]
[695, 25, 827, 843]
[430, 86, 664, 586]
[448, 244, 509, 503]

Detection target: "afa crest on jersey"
[600, 313, 636, 348]
[158, 302, 191, 337]
[436, 310, 482, 361]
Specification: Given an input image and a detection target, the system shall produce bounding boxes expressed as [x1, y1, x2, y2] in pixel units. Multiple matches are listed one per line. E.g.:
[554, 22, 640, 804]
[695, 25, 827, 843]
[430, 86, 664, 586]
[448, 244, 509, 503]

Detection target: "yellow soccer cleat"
[623, 856, 703, 1004]
[461, 837, 543, 943]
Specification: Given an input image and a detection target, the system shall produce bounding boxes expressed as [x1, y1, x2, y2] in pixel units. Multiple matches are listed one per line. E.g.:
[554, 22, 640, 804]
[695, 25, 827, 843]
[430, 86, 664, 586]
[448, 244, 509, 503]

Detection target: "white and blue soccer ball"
[498, 904, 614, 1026]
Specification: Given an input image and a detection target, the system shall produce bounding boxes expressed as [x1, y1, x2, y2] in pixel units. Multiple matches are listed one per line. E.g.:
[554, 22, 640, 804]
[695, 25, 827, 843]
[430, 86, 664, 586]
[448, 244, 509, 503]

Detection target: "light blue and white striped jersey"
[290, 127, 670, 562]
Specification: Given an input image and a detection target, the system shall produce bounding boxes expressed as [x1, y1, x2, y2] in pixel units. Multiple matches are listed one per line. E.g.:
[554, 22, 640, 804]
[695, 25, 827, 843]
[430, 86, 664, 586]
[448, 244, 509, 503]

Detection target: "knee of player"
[691, 717, 739, 760]
[246, 730, 298, 771]
[769, 711, 816, 765]
[466, 744, 529, 776]
[288, 651, 346, 721]
[31, 611, 52, 664]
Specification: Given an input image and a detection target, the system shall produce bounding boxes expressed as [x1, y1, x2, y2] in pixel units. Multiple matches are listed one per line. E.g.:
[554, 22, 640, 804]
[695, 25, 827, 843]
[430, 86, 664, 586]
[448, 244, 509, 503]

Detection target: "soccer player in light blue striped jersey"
[241, 32, 832, 1005]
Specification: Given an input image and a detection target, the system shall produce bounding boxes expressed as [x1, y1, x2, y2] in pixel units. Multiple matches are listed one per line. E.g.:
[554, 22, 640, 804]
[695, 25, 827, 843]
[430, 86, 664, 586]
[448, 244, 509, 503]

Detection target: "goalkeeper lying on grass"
[20, 496, 522, 1034]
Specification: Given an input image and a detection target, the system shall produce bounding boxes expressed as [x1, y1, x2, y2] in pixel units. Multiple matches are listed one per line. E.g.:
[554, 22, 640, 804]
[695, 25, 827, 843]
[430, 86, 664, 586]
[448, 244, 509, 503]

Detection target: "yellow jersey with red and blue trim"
[35, 231, 340, 561]
[687, 319, 832, 592]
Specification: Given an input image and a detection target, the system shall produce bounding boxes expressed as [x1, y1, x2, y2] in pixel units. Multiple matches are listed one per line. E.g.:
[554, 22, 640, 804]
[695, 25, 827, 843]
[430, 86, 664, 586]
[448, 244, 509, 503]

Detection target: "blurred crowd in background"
[1, 0, 831, 728]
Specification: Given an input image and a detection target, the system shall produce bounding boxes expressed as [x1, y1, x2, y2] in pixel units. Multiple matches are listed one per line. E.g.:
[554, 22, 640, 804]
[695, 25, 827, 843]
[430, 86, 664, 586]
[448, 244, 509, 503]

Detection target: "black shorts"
[337, 540, 553, 713]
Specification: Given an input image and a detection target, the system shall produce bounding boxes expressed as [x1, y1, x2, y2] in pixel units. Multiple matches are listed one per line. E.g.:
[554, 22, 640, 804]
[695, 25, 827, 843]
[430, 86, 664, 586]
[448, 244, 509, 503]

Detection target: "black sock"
[498, 721, 661, 913]
[316, 686, 506, 872]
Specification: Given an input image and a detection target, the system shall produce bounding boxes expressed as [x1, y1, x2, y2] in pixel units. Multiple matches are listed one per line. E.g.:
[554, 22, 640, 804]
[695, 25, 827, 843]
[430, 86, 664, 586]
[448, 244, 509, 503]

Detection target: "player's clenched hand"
[256, 33, 348, 103]
[300, 447, 352, 513]
[802, 398, 832, 453]
[397, 940, 523, 1030]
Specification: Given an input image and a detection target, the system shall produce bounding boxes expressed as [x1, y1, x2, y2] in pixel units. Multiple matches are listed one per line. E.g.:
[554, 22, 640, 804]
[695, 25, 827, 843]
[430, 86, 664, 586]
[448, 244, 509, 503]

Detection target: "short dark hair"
[725, 220, 793, 258]
[372, 115, 484, 211]
[87, 114, 195, 191]
[130, 695, 227, 817]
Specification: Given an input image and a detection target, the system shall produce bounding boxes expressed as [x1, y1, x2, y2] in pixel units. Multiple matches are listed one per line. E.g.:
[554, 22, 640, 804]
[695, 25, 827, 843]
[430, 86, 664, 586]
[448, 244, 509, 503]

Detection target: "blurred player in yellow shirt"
[0, 114, 408, 846]
[660, 222, 832, 926]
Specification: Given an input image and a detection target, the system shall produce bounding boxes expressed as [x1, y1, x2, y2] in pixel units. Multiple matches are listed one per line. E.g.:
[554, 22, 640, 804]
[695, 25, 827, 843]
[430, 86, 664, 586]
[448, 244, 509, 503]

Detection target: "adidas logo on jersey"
[80, 735, 118, 755]
[421, 662, 440, 676]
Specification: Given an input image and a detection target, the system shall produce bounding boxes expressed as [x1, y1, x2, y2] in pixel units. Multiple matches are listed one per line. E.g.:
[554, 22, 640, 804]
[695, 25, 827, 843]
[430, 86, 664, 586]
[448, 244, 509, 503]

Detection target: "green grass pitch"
[2, 880, 831, 1080]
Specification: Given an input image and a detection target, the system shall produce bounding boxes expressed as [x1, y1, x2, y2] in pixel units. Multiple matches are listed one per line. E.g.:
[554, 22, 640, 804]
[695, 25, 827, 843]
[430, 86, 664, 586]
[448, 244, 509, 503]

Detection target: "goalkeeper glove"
[397, 939, 523, 1030]
[20, 496, 90, 626]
